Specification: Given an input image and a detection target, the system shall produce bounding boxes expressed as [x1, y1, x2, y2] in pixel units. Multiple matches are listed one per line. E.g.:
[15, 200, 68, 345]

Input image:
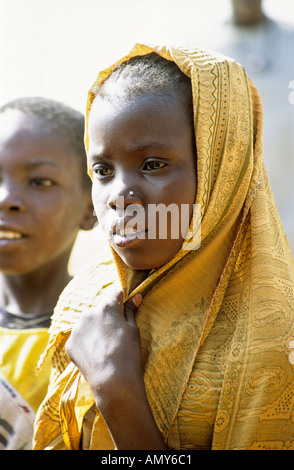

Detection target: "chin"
[112, 239, 183, 271]
[120, 256, 155, 271]
[0, 265, 29, 276]
[117, 251, 175, 271]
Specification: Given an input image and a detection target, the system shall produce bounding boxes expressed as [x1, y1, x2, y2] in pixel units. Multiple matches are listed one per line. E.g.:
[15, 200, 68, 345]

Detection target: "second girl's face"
[88, 92, 197, 270]
[0, 110, 92, 275]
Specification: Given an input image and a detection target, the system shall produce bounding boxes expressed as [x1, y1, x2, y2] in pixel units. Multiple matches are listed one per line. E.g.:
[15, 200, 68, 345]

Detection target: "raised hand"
[65, 285, 166, 449]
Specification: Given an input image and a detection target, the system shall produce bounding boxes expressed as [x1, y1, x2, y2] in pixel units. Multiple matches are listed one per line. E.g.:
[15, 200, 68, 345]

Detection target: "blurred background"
[0, 0, 293, 270]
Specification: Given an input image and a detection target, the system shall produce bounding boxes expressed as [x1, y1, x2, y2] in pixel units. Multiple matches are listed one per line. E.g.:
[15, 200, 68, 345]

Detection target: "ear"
[80, 197, 97, 231]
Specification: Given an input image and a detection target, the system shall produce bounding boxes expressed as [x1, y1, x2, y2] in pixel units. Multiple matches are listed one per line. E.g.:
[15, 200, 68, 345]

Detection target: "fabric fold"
[33, 44, 294, 450]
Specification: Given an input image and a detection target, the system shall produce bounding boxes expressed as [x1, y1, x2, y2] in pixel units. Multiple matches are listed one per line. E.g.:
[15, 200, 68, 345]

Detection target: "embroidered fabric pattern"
[33, 44, 294, 451]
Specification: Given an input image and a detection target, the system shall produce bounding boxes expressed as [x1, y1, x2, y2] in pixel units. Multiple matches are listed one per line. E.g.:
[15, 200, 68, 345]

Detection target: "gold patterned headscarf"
[34, 44, 294, 450]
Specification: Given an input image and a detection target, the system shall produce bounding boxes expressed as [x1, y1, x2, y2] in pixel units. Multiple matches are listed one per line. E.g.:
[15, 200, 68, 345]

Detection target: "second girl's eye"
[143, 160, 166, 171]
[30, 177, 55, 187]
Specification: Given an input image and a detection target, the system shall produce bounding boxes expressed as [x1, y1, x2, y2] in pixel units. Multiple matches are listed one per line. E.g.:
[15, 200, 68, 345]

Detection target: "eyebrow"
[25, 160, 62, 169]
[88, 141, 170, 160]
[126, 141, 169, 152]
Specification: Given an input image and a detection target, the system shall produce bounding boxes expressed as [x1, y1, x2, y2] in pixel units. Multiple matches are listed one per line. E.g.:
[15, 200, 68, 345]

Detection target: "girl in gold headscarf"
[33, 44, 294, 450]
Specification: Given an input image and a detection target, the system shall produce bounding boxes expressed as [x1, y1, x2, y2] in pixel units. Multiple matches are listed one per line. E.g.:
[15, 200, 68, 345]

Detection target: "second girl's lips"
[0, 225, 28, 245]
[0, 230, 23, 240]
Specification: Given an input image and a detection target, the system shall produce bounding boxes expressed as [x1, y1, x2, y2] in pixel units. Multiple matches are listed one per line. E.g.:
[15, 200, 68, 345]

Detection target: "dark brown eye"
[93, 165, 113, 178]
[144, 160, 166, 171]
[30, 177, 54, 187]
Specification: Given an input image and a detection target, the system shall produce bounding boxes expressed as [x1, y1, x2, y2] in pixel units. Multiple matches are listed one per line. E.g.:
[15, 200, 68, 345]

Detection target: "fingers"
[124, 293, 143, 323]
[131, 293, 143, 308]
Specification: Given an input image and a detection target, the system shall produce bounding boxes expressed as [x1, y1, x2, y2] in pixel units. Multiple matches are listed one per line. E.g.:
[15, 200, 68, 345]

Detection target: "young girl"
[34, 44, 294, 450]
[0, 97, 95, 450]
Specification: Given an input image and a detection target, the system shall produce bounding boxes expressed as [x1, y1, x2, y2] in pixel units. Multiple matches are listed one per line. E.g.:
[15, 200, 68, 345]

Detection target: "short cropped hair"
[92, 52, 193, 121]
[0, 96, 90, 189]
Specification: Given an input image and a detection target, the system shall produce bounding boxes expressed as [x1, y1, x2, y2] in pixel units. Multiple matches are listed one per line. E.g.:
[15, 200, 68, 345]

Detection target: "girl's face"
[0, 110, 92, 275]
[88, 93, 197, 270]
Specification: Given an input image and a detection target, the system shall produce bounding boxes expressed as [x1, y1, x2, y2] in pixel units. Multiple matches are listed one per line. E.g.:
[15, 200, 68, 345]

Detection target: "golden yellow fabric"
[0, 327, 51, 413]
[33, 44, 294, 450]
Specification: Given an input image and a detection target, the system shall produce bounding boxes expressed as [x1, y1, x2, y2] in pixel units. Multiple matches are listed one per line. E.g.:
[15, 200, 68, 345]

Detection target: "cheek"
[35, 192, 85, 235]
[160, 170, 196, 208]
[161, 172, 196, 234]
[92, 184, 109, 227]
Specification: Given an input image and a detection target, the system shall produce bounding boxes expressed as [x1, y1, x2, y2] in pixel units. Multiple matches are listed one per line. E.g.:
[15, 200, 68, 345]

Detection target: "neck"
[0, 259, 72, 316]
[231, 0, 265, 26]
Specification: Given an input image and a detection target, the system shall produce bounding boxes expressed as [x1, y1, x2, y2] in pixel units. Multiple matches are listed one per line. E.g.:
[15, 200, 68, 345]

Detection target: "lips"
[112, 231, 146, 249]
[113, 225, 146, 237]
[0, 230, 23, 240]
[111, 216, 147, 235]
[110, 218, 147, 248]
[0, 225, 27, 243]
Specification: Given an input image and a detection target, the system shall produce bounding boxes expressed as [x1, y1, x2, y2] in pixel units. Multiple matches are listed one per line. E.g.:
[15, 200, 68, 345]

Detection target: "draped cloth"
[33, 44, 294, 450]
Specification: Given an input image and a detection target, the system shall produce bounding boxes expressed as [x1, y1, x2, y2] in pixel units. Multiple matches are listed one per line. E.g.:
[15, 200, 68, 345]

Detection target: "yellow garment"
[0, 327, 51, 449]
[33, 44, 294, 450]
[0, 327, 50, 413]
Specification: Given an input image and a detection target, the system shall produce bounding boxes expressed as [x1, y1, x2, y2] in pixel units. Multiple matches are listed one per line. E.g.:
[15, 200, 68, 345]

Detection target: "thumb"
[131, 293, 143, 308]
[124, 293, 143, 323]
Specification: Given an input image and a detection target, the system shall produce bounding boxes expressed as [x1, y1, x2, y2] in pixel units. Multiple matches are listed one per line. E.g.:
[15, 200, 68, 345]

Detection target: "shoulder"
[52, 257, 118, 333]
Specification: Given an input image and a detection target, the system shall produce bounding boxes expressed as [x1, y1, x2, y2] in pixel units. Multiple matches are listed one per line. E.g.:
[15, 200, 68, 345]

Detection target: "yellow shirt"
[0, 326, 50, 449]
[0, 327, 50, 412]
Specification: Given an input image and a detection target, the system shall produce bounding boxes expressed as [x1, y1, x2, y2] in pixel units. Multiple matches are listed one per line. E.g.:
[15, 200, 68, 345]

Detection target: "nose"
[0, 183, 26, 213]
[107, 175, 143, 211]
